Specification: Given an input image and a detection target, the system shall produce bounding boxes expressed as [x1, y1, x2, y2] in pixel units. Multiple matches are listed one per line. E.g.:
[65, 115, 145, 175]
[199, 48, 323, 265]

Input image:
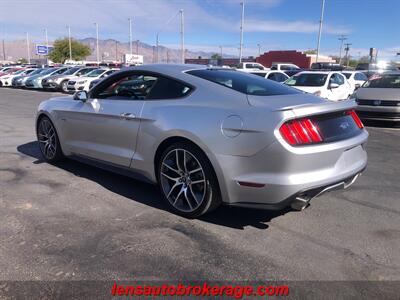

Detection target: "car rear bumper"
[216, 130, 368, 209]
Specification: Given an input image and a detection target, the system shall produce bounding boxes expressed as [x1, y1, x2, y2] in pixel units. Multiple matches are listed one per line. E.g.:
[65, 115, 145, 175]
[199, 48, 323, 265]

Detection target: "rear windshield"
[285, 73, 328, 87]
[363, 74, 400, 88]
[187, 69, 299, 96]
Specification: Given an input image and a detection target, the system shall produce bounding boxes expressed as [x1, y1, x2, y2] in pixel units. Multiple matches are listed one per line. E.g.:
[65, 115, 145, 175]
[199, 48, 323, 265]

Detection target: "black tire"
[61, 80, 68, 93]
[36, 116, 65, 163]
[157, 141, 221, 218]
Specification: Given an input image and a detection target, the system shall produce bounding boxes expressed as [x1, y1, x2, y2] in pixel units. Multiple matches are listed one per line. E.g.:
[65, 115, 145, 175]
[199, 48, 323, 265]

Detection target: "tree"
[49, 38, 91, 63]
[210, 53, 221, 60]
[17, 58, 28, 64]
[303, 49, 317, 55]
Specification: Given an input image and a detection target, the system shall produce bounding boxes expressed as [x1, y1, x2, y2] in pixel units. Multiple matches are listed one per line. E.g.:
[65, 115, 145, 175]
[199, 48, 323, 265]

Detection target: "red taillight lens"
[279, 118, 323, 145]
[348, 110, 364, 129]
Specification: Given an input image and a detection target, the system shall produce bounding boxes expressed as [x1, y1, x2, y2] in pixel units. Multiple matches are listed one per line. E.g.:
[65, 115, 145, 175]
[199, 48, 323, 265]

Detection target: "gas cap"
[221, 115, 243, 138]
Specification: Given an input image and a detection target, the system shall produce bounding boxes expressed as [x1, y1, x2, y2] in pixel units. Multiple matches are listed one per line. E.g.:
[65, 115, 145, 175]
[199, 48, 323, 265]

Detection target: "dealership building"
[185, 50, 335, 68]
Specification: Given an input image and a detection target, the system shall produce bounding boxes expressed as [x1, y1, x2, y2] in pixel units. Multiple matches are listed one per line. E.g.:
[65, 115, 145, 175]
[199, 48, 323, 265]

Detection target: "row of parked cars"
[0, 65, 119, 93]
[236, 62, 399, 122]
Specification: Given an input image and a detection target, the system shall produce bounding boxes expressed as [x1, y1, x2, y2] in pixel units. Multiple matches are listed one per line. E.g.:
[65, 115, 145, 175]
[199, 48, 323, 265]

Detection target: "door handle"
[120, 112, 136, 119]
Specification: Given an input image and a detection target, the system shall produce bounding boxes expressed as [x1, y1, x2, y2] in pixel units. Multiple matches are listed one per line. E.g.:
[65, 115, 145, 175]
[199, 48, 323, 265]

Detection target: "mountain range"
[1, 38, 228, 63]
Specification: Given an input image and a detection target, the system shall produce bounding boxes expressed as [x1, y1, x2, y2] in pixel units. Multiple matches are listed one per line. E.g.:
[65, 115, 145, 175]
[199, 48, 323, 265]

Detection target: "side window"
[267, 73, 277, 81]
[147, 77, 192, 100]
[337, 74, 345, 85]
[276, 73, 288, 82]
[95, 73, 158, 100]
[56, 68, 66, 74]
[271, 65, 277, 70]
[355, 73, 367, 81]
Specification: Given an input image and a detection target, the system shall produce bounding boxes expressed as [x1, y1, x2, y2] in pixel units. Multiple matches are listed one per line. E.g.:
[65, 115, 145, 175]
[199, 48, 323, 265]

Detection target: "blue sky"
[0, 0, 399, 60]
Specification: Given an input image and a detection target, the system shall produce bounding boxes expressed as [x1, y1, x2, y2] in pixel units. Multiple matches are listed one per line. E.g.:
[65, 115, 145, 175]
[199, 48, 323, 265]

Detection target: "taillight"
[348, 110, 364, 129]
[279, 118, 323, 145]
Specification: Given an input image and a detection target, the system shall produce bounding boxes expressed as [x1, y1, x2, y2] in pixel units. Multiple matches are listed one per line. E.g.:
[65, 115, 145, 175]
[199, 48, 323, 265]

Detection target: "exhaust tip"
[290, 196, 310, 211]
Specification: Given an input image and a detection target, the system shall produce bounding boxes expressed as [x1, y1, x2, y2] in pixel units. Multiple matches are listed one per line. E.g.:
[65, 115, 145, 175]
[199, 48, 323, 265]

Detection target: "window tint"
[276, 73, 288, 82]
[363, 74, 400, 88]
[285, 73, 328, 87]
[267, 73, 277, 80]
[251, 72, 267, 77]
[355, 73, 367, 81]
[343, 73, 351, 79]
[96, 74, 158, 100]
[187, 69, 300, 96]
[336, 74, 345, 85]
[147, 77, 192, 99]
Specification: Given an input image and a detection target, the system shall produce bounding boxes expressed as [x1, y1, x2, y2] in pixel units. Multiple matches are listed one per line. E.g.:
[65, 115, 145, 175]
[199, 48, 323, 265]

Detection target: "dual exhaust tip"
[290, 173, 361, 211]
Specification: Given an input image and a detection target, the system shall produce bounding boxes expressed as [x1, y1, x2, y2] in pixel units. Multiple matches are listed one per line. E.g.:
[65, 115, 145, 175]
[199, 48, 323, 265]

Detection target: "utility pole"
[239, 1, 245, 62]
[67, 25, 72, 61]
[2, 38, 6, 61]
[167, 49, 170, 63]
[44, 28, 49, 64]
[156, 33, 159, 63]
[180, 9, 185, 64]
[136, 40, 139, 55]
[257, 43, 261, 56]
[344, 43, 351, 67]
[316, 0, 325, 63]
[94, 22, 99, 63]
[219, 46, 223, 58]
[25, 32, 30, 64]
[338, 35, 347, 65]
[152, 46, 155, 63]
[115, 40, 118, 62]
[128, 18, 132, 55]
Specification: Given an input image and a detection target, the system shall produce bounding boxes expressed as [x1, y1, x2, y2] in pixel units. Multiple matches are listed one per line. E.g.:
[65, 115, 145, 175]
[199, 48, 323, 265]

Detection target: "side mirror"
[354, 83, 361, 90]
[329, 83, 339, 89]
[73, 90, 88, 102]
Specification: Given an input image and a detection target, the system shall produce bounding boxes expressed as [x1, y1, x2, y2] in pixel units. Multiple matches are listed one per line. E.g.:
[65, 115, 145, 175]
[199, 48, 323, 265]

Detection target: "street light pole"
[316, 0, 325, 63]
[25, 32, 30, 64]
[239, 1, 245, 63]
[219, 46, 223, 58]
[257, 43, 261, 56]
[156, 33, 159, 63]
[44, 28, 49, 64]
[67, 25, 72, 61]
[338, 35, 347, 65]
[180, 9, 185, 64]
[136, 40, 139, 55]
[128, 18, 132, 55]
[94, 22, 99, 63]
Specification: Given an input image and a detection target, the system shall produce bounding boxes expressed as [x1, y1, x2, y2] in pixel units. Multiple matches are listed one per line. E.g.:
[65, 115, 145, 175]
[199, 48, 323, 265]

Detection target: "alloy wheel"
[37, 118, 57, 160]
[160, 149, 207, 213]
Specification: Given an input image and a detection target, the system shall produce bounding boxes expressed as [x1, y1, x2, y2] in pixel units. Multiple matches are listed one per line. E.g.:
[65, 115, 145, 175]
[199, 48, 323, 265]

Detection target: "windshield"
[29, 69, 45, 76]
[86, 69, 106, 77]
[41, 68, 59, 75]
[62, 67, 80, 75]
[285, 73, 328, 87]
[363, 74, 400, 88]
[79, 68, 97, 75]
[14, 69, 25, 74]
[187, 69, 300, 96]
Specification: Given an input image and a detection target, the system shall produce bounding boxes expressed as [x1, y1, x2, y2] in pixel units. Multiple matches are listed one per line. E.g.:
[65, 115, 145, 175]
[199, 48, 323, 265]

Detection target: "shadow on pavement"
[17, 141, 289, 230]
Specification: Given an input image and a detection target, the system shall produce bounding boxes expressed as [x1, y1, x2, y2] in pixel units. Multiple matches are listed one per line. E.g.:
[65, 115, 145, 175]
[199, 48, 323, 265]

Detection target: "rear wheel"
[37, 116, 64, 163]
[157, 142, 221, 218]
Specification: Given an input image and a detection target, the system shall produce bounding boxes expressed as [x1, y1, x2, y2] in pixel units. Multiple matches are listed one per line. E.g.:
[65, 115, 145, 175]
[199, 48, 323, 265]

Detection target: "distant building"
[256, 50, 335, 69]
[184, 57, 255, 67]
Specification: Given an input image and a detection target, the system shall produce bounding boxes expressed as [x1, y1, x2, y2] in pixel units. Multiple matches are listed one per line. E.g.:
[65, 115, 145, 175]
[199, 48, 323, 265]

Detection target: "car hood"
[355, 87, 400, 100]
[246, 93, 355, 117]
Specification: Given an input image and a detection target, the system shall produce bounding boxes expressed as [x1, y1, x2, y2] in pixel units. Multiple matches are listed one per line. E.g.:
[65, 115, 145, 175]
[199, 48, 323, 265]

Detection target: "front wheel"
[157, 142, 221, 218]
[37, 116, 65, 163]
[61, 80, 68, 93]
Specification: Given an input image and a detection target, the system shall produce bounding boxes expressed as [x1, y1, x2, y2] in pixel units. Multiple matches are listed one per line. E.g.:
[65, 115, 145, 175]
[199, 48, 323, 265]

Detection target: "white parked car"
[237, 62, 269, 72]
[271, 63, 301, 71]
[67, 68, 118, 92]
[0, 68, 37, 87]
[342, 71, 368, 93]
[284, 71, 352, 101]
[249, 70, 289, 83]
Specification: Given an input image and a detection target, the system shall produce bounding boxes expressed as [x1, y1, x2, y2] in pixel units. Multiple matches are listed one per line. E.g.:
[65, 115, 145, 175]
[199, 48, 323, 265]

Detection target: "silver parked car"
[354, 72, 400, 122]
[36, 64, 368, 217]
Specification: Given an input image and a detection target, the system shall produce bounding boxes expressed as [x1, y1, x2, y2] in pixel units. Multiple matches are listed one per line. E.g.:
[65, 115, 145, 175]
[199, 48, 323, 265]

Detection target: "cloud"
[245, 19, 351, 35]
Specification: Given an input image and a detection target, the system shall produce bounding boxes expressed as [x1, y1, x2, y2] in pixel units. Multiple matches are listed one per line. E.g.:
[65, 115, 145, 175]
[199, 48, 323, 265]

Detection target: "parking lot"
[0, 88, 399, 290]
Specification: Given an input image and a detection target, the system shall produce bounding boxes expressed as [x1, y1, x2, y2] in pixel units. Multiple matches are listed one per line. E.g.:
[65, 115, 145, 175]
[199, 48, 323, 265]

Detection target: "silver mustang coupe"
[36, 64, 368, 217]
